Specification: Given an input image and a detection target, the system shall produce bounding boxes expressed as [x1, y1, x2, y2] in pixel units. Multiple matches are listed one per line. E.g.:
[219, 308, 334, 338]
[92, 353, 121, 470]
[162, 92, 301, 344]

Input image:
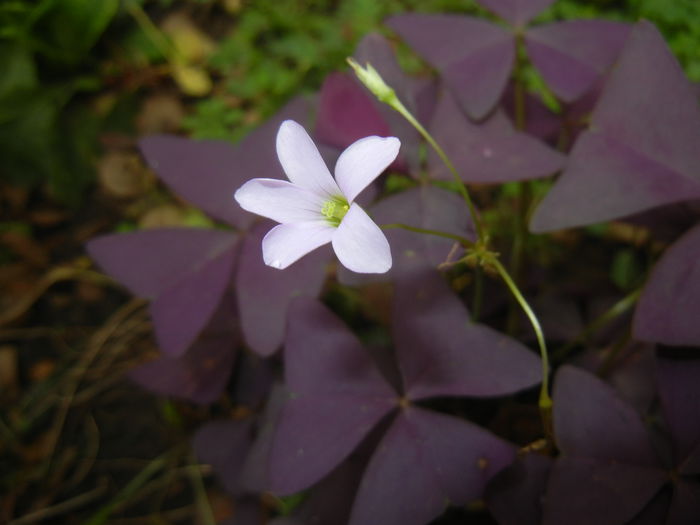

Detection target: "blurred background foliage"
[0, 0, 699, 206]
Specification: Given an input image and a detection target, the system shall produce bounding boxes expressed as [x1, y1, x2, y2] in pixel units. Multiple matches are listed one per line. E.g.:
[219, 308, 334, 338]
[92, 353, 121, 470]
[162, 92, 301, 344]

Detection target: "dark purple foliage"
[388, 10, 628, 120]
[634, 223, 700, 346]
[531, 21, 700, 232]
[267, 275, 541, 525]
[543, 364, 700, 525]
[87, 228, 239, 357]
[387, 14, 515, 120]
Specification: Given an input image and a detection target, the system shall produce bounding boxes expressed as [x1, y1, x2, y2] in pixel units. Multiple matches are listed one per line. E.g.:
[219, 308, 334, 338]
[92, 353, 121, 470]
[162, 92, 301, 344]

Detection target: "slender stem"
[388, 99, 486, 242]
[487, 255, 553, 437]
[381, 223, 473, 246]
[553, 288, 642, 362]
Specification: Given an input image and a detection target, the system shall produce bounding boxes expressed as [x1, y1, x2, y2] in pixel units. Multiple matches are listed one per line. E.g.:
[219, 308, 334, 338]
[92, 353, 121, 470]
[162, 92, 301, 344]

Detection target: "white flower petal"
[262, 222, 334, 269]
[276, 120, 342, 198]
[332, 203, 392, 274]
[334, 136, 400, 203]
[234, 178, 324, 224]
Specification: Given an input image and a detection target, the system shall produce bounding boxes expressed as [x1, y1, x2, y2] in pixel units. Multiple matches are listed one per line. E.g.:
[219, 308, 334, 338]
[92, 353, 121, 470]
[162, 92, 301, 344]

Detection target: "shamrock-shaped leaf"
[269, 282, 541, 525]
[387, 14, 515, 120]
[531, 21, 700, 232]
[633, 223, 700, 347]
[545, 364, 700, 525]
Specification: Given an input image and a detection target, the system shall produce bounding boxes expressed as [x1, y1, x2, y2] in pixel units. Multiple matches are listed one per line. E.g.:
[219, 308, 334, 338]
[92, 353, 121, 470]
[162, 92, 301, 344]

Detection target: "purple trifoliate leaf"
[193, 419, 254, 494]
[553, 365, 658, 466]
[634, 224, 700, 346]
[476, 0, 555, 28]
[387, 14, 515, 119]
[543, 456, 668, 525]
[349, 406, 515, 525]
[428, 90, 565, 183]
[531, 21, 700, 232]
[87, 228, 238, 299]
[139, 96, 312, 229]
[486, 452, 553, 525]
[268, 298, 397, 494]
[235, 222, 329, 356]
[655, 358, 700, 470]
[525, 20, 630, 102]
[393, 267, 542, 400]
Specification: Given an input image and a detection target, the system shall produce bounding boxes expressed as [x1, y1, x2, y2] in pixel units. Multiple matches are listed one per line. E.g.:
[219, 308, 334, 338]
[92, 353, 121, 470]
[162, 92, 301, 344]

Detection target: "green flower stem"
[381, 223, 474, 246]
[485, 253, 553, 436]
[388, 99, 486, 242]
[553, 288, 642, 362]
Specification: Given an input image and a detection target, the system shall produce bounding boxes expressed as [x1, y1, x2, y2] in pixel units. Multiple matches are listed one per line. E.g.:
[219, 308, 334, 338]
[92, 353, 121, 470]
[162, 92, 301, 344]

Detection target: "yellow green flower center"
[321, 197, 350, 226]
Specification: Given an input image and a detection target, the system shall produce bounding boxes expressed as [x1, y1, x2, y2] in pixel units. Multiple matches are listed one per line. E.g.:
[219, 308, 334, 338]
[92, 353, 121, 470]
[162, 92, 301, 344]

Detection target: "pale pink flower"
[234, 120, 400, 273]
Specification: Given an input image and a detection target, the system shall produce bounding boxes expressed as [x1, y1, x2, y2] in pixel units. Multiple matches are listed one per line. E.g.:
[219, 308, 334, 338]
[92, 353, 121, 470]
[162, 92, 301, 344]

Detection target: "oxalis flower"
[234, 120, 400, 273]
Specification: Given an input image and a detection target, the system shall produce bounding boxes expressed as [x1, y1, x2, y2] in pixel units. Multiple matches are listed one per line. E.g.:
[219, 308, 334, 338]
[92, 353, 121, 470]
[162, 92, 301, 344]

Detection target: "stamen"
[321, 197, 350, 226]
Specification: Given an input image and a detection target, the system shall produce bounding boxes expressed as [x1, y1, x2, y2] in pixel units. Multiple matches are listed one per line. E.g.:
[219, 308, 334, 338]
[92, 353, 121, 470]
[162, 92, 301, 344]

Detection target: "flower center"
[321, 197, 349, 226]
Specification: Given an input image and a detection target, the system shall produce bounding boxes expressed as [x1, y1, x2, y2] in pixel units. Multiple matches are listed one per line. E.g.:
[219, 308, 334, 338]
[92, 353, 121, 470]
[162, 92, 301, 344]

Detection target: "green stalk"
[381, 223, 473, 246]
[486, 254, 553, 437]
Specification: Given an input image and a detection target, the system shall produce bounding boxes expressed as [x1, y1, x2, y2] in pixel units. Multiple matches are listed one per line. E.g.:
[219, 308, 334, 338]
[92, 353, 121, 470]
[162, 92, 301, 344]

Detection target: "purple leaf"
[428, 91, 565, 183]
[87, 228, 238, 299]
[268, 298, 397, 494]
[476, 0, 555, 28]
[387, 14, 515, 119]
[149, 239, 238, 357]
[531, 21, 700, 232]
[315, 72, 391, 152]
[349, 406, 515, 525]
[486, 452, 553, 525]
[553, 366, 658, 466]
[139, 97, 312, 229]
[543, 457, 668, 525]
[634, 224, 700, 346]
[129, 329, 237, 404]
[88, 228, 239, 357]
[655, 358, 700, 468]
[235, 222, 329, 356]
[393, 268, 542, 400]
[525, 20, 630, 102]
[193, 419, 254, 494]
